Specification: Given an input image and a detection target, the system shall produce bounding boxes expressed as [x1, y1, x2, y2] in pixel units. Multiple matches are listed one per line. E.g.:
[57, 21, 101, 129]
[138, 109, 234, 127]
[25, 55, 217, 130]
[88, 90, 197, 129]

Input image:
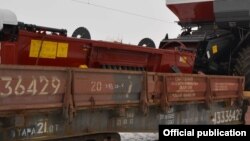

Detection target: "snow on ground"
[119, 133, 158, 141]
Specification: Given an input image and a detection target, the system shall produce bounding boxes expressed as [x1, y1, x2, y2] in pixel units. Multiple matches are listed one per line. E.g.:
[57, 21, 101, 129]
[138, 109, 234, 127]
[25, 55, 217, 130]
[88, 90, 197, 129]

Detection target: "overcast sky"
[0, 0, 181, 46]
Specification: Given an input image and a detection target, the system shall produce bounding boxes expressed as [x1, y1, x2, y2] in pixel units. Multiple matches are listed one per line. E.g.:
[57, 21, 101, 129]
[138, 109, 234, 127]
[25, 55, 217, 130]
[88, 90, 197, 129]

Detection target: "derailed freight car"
[0, 65, 246, 141]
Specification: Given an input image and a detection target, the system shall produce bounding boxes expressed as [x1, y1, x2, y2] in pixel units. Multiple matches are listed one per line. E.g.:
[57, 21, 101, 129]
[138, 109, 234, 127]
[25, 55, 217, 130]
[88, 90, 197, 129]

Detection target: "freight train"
[0, 0, 250, 141]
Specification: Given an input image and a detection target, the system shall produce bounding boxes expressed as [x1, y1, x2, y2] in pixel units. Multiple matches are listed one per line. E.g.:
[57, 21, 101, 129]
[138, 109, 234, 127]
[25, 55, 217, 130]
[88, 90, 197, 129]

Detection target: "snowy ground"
[119, 133, 158, 141]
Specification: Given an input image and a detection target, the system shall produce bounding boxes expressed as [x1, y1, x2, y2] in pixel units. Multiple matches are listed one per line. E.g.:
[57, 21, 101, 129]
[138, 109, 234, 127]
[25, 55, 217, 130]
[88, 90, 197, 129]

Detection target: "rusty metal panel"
[147, 74, 163, 103]
[0, 65, 67, 111]
[147, 73, 208, 103]
[166, 74, 207, 102]
[209, 75, 244, 100]
[0, 65, 244, 112]
[73, 69, 143, 107]
[147, 73, 244, 104]
[0, 65, 246, 141]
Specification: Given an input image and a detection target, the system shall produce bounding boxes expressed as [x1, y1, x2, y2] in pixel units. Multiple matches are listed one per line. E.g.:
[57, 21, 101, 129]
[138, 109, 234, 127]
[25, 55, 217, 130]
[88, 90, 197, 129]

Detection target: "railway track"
[44, 132, 158, 141]
[45, 133, 121, 141]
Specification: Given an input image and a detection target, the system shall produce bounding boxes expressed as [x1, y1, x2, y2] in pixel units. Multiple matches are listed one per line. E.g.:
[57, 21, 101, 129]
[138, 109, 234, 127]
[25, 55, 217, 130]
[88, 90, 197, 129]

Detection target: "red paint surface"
[167, 1, 215, 23]
[1, 30, 196, 73]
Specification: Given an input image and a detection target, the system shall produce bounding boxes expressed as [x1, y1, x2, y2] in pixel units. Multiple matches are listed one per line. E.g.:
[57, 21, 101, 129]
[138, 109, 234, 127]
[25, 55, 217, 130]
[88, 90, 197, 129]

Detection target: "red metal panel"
[147, 74, 163, 103]
[94, 48, 148, 67]
[167, 1, 215, 23]
[0, 65, 244, 112]
[209, 76, 244, 100]
[146, 73, 244, 104]
[17, 31, 90, 67]
[73, 69, 143, 108]
[166, 74, 207, 102]
[0, 42, 18, 64]
[0, 65, 67, 111]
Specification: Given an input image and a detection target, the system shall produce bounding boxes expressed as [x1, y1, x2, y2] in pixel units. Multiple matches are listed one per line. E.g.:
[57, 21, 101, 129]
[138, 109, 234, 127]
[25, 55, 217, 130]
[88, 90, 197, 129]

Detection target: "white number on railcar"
[0, 76, 61, 97]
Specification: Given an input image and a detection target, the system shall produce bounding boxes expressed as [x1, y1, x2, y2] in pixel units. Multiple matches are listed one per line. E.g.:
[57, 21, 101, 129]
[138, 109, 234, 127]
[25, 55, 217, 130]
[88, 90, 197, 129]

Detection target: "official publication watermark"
[163, 129, 246, 138]
[159, 125, 249, 140]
